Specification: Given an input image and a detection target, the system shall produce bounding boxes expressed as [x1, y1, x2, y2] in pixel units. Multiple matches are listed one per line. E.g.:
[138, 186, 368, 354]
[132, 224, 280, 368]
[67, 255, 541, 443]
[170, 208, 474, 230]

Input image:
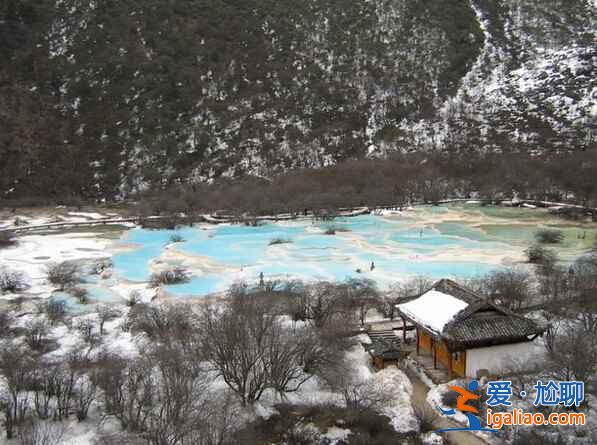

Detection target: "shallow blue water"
[165, 275, 222, 297]
[112, 214, 510, 296]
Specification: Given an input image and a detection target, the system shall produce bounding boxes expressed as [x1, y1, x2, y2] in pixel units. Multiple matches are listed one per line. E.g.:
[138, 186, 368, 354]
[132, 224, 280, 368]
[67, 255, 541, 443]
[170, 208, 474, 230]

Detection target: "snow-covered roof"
[397, 289, 468, 334]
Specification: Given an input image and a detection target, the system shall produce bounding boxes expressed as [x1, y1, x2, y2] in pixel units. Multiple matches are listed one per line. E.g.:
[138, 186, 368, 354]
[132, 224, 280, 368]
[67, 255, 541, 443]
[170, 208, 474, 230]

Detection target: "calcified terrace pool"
[110, 204, 596, 298]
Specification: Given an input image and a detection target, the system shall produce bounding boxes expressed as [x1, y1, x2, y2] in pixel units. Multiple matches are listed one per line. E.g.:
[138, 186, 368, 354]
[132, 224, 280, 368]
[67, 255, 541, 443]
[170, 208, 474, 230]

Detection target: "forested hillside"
[1, 0, 595, 202]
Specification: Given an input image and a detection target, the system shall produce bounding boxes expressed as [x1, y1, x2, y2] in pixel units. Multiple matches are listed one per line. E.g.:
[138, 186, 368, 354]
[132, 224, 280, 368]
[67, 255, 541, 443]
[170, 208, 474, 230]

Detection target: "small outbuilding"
[396, 279, 545, 378]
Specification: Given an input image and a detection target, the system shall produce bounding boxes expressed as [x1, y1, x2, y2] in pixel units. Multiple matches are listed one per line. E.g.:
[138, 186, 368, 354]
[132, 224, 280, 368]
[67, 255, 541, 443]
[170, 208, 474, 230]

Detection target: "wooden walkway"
[0, 216, 153, 235]
[3, 197, 592, 237]
[0, 207, 372, 236]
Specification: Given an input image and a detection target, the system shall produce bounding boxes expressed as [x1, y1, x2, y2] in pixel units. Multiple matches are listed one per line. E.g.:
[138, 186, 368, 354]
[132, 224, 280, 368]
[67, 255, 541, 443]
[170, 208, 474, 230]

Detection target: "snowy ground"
[1, 205, 594, 444]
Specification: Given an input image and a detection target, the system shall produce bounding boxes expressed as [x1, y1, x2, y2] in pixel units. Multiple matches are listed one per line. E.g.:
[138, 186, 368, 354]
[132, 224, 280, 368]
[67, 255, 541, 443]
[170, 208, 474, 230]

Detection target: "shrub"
[441, 389, 459, 408]
[535, 229, 564, 244]
[43, 299, 67, 324]
[128, 303, 193, 340]
[25, 319, 51, 351]
[69, 286, 89, 304]
[46, 261, 80, 290]
[18, 418, 65, 445]
[0, 230, 17, 248]
[75, 318, 99, 345]
[324, 225, 350, 235]
[0, 311, 14, 336]
[169, 233, 185, 243]
[282, 426, 320, 445]
[343, 408, 398, 442]
[148, 267, 190, 287]
[0, 268, 27, 293]
[526, 245, 558, 267]
[127, 290, 142, 306]
[90, 259, 113, 275]
[268, 237, 292, 245]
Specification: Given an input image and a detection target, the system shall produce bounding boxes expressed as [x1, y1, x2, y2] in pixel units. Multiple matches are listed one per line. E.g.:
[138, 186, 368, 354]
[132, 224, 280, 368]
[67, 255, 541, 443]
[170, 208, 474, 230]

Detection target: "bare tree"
[264, 325, 323, 398]
[93, 343, 222, 445]
[73, 375, 96, 421]
[128, 303, 195, 349]
[536, 265, 571, 311]
[201, 290, 322, 406]
[546, 323, 597, 386]
[346, 278, 380, 325]
[481, 268, 533, 311]
[140, 345, 212, 445]
[91, 354, 130, 427]
[53, 365, 77, 422]
[93, 354, 154, 431]
[75, 318, 100, 346]
[376, 292, 397, 319]
[200, 295, 272, 406]
[32, 360, 60, 420]
[46, 261, 80, 290]
[390, 276, 433, 303]
[188, 390, 240, 445]
[319, 358, 391, 413]
[0, 346, 33, 438]
[98, 304, 122, 335]
[305, 281, 349, 329]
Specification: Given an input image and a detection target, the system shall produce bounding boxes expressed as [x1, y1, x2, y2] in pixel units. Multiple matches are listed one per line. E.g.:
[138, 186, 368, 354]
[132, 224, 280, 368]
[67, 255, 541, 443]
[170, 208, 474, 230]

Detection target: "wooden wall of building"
[417, 327, 467, 378]
[418, 329, 433, 353]
[452, 350, 466, 377]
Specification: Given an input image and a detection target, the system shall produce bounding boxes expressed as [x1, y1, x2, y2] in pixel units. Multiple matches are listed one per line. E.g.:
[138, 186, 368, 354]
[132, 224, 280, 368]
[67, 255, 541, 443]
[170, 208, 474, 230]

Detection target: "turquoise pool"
[111, 206, 596, 297]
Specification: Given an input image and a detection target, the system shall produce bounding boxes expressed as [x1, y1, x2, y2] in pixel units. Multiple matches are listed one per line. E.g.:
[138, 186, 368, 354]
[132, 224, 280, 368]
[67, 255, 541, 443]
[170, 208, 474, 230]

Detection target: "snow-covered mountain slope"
[391, 0, 596, 155]
[0, 0, 595, 198]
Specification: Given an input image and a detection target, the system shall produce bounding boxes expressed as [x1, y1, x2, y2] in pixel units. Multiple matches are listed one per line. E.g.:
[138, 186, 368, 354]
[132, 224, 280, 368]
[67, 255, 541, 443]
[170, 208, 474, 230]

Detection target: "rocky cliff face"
[1, 0, 595, 199]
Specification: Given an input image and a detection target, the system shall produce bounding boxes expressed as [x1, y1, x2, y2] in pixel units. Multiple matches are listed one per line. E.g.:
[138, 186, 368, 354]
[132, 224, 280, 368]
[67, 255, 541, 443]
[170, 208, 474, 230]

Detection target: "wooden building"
[396, 279, 545, 378]
[365, 337, 403, 369]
